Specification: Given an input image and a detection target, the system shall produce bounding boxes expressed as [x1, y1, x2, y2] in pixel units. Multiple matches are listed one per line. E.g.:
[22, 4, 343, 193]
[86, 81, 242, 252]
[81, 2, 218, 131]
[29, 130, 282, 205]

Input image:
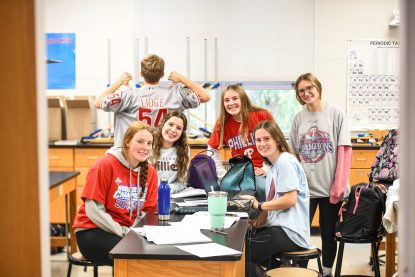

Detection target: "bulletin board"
[347, 39, 400, 128]
[46, 33, 76, 89]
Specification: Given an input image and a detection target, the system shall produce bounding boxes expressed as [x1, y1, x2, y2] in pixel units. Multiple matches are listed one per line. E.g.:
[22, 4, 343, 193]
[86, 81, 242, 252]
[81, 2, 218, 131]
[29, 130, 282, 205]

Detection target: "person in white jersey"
[289, 73, 352, 277]
[151, 111, 189, 194]
[95, 54, 211, 148]
[242, 120, 312, 277]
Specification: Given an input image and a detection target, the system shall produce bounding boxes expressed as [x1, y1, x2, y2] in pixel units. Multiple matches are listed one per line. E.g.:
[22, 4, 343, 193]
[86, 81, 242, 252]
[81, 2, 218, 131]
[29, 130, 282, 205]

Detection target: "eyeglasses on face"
[297, 85, 314, 95]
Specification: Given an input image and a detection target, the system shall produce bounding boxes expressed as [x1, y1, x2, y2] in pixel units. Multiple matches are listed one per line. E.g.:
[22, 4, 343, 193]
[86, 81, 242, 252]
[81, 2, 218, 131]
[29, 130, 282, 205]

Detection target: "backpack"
[369, 129, 399, 183]
[187, 150, 217, 189]
[220, 155, 256, 191]
[336, 183, 387, 239]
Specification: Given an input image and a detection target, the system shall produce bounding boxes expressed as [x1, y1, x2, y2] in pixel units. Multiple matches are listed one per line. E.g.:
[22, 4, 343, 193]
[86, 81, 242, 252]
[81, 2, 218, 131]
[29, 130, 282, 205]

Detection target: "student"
[289, 73, 352, 277]
[94, 54, 211, 148]
[208, 84, 274, 201]
[151, 111, 189, 194]
[73, 121, 158, 266]
[243, 120, 312, 277]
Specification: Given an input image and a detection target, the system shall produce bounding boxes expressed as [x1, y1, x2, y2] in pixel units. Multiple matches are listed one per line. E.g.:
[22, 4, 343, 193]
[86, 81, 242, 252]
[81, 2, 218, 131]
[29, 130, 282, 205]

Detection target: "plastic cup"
[208, 191, 228, 230]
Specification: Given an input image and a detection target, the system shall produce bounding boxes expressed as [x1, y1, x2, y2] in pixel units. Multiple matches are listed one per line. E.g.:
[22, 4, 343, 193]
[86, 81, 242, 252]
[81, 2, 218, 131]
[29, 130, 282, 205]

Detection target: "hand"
[239, 195, 259, 209]
[254, 167, 267, 176]
[168, 71, 183, 84]
[119, 72, 132, 87]
[329, 193, 343, 204]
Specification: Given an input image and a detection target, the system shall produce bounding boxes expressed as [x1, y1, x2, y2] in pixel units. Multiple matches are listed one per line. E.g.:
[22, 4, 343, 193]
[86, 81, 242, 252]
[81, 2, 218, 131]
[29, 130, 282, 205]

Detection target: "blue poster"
[46, 33, 76, 89]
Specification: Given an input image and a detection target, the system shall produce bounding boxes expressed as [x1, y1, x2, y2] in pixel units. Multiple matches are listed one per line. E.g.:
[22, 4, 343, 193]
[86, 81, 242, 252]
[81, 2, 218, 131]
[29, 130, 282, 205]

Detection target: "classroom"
[1, 0, 414, 277]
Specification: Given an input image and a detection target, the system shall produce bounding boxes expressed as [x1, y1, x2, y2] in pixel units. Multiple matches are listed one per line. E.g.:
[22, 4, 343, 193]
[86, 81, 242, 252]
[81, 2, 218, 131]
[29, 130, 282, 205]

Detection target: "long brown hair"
[254, 120, 293, 164]
[218, 84, 270, 149]
[122, 121, 154, 196]
[294, 73, 322, 105]
[152, 111, 189, 182]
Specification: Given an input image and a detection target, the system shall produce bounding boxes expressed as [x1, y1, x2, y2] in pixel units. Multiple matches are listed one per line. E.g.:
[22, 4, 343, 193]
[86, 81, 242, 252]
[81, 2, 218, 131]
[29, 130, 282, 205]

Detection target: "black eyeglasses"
[297, 85, 314, 95]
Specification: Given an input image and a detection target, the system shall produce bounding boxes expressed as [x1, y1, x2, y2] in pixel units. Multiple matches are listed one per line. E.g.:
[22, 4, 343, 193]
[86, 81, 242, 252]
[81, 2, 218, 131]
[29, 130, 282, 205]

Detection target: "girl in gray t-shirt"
[289, 73, 352, 277]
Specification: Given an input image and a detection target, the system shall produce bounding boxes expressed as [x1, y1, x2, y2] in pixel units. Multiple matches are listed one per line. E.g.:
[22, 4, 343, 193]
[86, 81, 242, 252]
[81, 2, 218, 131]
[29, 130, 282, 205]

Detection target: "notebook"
[194, 160, 255, 200]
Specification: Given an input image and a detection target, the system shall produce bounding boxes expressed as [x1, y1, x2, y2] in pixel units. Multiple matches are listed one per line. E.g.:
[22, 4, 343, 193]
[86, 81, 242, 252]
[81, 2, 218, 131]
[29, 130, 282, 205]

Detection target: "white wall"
[315, 0, 399, 115]
[44, 0, 399, 129]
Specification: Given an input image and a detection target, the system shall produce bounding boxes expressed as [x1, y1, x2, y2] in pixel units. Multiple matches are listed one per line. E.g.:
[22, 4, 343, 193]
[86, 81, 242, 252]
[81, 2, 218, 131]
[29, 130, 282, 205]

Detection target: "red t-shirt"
[73, 155, 158, 229]
[208, 110, 274, 167]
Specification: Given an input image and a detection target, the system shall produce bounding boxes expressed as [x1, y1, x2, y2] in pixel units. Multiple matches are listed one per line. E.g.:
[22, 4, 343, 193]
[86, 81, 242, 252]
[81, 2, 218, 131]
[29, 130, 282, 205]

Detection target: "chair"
[276, 248, 323, 274]
[334, 235, 382, 277]
[267, 267, 322, 277]
[64, 194, 101, 277]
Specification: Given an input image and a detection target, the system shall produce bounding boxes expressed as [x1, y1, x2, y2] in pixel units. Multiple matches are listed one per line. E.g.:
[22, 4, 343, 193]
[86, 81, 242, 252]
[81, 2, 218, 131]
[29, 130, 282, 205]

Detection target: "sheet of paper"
[176, 243, 242, 258]
[131, 227, 145, 236]
[142, 225, 212, 245]
[169, 213, 238, 229]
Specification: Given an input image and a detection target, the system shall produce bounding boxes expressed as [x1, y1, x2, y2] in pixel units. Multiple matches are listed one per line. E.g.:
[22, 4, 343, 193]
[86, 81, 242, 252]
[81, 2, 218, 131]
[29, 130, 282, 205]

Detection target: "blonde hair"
[294, 73, 322, 105]
[141, 54, 165, 84]
[218, 84, 270, 149]
[122, 121, 154, 197]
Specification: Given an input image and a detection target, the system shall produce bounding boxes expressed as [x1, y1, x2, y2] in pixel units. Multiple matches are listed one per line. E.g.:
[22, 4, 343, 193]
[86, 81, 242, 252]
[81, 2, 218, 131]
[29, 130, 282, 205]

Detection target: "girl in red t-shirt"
[73, 121, 158, 266]
[208, 84, 275, 201]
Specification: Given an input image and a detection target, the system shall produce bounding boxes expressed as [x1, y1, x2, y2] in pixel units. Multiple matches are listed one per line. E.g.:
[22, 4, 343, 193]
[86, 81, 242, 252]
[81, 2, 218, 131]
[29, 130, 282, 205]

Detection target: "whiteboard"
[347, 39, 400, 129]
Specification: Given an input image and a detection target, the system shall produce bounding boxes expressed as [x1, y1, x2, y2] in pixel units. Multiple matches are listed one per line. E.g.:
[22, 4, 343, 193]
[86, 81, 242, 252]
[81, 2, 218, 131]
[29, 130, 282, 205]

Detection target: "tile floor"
[50, 234, 392, 276]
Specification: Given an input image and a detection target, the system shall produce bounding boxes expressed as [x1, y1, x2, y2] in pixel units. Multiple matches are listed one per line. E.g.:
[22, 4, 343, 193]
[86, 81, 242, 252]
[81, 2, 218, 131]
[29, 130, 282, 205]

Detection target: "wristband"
[258, 202, 263, 211]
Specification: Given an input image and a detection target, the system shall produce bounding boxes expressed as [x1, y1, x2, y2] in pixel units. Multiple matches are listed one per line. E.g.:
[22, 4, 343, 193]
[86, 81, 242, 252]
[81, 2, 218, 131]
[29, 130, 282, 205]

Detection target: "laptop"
[194, 160, 256, 200]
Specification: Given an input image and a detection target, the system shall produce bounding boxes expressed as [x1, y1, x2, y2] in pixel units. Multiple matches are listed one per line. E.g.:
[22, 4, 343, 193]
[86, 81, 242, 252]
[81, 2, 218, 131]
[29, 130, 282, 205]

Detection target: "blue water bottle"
[158, 178, 170, 221]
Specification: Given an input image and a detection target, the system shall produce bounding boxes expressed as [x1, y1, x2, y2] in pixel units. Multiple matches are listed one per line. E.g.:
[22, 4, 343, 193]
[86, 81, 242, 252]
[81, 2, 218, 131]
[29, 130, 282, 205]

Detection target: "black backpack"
[336, 183, 387, 239]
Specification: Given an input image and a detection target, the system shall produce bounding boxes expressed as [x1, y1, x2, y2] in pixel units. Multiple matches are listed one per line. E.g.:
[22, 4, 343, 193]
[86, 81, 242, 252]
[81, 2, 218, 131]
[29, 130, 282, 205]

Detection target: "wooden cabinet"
[48, 148, 74, 223]
[48, 147, 109, 222]
[74, 148, 109, 207]
[350, 149, 378, 185]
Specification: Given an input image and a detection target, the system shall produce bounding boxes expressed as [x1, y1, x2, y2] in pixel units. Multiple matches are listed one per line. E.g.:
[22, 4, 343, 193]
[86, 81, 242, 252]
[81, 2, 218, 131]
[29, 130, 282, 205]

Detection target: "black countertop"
[109, 212, 248, 261]
[49, 171, 80, 189]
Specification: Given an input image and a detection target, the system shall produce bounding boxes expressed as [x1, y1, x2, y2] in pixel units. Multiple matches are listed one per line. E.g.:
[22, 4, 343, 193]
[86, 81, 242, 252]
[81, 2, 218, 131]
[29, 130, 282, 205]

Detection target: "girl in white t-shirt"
[242, 120, 312, 277]
[151, 111, 189, 193]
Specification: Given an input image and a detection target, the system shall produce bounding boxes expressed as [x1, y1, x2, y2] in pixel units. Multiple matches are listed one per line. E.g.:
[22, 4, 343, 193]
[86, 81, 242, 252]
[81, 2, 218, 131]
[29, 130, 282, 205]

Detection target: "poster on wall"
[347, 39, 400, 129]
[46, 33, 76, 89]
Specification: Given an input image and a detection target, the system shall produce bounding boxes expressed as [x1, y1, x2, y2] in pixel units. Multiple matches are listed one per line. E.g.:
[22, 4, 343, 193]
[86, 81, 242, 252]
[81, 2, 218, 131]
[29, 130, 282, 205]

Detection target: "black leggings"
[245, 226, 303, 277]
[310, 197, 342, 268]
[76, 228, 122, 266]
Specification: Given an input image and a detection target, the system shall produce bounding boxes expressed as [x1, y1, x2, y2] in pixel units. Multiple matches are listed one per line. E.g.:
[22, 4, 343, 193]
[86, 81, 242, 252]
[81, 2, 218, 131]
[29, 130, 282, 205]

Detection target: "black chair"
[276, 248, 323, 274]
[334, 235, 382, 277]
[64, 195, 101, 277]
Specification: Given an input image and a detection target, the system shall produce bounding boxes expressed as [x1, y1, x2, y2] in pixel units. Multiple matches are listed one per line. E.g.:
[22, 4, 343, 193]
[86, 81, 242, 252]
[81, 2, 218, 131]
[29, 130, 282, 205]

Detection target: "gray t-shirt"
[101, 84, 200, 147]
[289, 103, 351, 198]
[266, 152, 313, 249]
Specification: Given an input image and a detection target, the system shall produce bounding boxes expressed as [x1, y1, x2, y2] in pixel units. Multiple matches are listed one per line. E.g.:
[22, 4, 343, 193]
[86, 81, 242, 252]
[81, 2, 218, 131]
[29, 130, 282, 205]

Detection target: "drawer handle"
[355, 158, 367, 161]
[87, 156, 99, 160]
[49, 156, 61, 160]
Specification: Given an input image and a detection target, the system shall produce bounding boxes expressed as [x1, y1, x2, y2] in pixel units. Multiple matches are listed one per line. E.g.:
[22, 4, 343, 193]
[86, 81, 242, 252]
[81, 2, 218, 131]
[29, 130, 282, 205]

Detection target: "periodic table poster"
[347, 39, 400, 128]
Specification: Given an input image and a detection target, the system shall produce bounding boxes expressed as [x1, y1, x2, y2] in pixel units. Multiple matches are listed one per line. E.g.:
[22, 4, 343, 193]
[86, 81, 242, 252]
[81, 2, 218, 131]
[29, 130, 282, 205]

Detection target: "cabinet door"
[75, 148, 108, 208]
[48, 148, 74, 169]
[190, 147, 207, 160]
[311, 207, 319, 227]
[75, 148, 108, 167]
[49, 148, 74, 223]
[351, 150, 378, 169]
[349, 168, 371, 185]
